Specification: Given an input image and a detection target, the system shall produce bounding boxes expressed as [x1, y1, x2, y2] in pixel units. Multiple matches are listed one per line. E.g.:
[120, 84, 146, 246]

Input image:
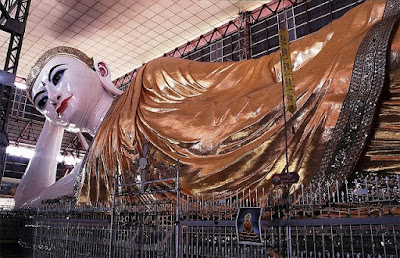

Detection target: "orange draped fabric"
[76, 0, 398, 205]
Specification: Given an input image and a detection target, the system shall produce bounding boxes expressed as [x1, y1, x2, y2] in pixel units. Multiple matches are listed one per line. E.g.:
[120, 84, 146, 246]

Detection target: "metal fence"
[9, 153, 399, 258]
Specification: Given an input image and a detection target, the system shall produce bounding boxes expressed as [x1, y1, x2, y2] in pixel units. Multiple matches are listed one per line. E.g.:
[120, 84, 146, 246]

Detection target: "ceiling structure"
[2, 0, 270, 82]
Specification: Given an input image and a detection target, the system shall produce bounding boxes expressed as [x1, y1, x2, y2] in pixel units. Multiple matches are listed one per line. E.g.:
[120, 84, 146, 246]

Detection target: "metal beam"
[15, 120, 31, 146]
[0, 0, 31, 183]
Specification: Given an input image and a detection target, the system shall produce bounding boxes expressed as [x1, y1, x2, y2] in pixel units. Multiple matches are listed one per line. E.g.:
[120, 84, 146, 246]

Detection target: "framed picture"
[236, 207, 263, 245]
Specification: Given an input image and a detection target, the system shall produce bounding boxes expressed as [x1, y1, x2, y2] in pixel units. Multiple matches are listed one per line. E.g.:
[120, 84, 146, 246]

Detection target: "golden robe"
[76, 0, 400, 204]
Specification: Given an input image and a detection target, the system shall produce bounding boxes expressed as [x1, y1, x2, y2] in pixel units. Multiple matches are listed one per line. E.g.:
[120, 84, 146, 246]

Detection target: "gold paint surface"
[356, 68, 400, 173]
[78, 0, 398, 204]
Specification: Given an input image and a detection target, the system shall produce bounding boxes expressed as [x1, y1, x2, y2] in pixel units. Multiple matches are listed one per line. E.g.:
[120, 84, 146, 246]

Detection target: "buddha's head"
[26, 46, 121, 132]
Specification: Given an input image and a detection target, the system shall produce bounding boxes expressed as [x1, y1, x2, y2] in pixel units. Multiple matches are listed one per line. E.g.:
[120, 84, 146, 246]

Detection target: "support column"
[0, 0, 31, 182]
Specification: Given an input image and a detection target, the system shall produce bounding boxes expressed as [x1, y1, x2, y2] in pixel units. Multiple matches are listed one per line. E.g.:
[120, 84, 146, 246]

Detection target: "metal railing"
[4, 169, 398, 257]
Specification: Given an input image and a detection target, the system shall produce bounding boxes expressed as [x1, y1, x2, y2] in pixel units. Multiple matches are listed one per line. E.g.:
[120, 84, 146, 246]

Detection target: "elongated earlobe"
[98, 62, 108, 77]
[94, 61, 123, 96]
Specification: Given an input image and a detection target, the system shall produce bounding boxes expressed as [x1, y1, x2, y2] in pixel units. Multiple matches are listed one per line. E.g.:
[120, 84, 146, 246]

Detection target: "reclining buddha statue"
[14, 0, 400, 208]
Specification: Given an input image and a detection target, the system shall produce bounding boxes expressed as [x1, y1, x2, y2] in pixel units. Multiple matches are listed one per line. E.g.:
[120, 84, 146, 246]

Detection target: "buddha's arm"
[15, 159, 83, 208]
[14, 120, 64, 209]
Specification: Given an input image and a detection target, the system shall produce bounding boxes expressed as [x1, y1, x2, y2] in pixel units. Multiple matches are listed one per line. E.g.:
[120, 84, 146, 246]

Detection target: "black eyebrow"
[33, 90, 45, 104]
[48, 64, 64, 81]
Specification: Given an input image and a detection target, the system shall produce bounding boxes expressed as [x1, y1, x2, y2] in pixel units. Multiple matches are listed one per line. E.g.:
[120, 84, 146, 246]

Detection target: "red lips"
[56, 95, 72, 115]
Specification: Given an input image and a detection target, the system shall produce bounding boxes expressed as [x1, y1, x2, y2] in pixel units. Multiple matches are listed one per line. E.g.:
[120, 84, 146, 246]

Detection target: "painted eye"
[52, 70, 65, 85]
[38, 96, 48, 110]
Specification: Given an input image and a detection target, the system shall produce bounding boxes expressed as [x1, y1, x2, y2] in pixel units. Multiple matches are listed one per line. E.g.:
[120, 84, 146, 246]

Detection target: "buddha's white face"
[31, 56, 104, 132]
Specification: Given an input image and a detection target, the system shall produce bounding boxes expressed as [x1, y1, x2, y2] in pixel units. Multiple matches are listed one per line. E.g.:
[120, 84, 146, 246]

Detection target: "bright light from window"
[14, 82, 27, 90]
[6, 145, 35, 159]
[0, 197, 14, 210]
[6, 146, 81, 165]
[58, 155, 81, 166]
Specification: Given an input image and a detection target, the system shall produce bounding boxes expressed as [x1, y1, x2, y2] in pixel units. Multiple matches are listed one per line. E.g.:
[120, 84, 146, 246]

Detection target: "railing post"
[108, 175, 117, 258]
[175, 164, 180, 258]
